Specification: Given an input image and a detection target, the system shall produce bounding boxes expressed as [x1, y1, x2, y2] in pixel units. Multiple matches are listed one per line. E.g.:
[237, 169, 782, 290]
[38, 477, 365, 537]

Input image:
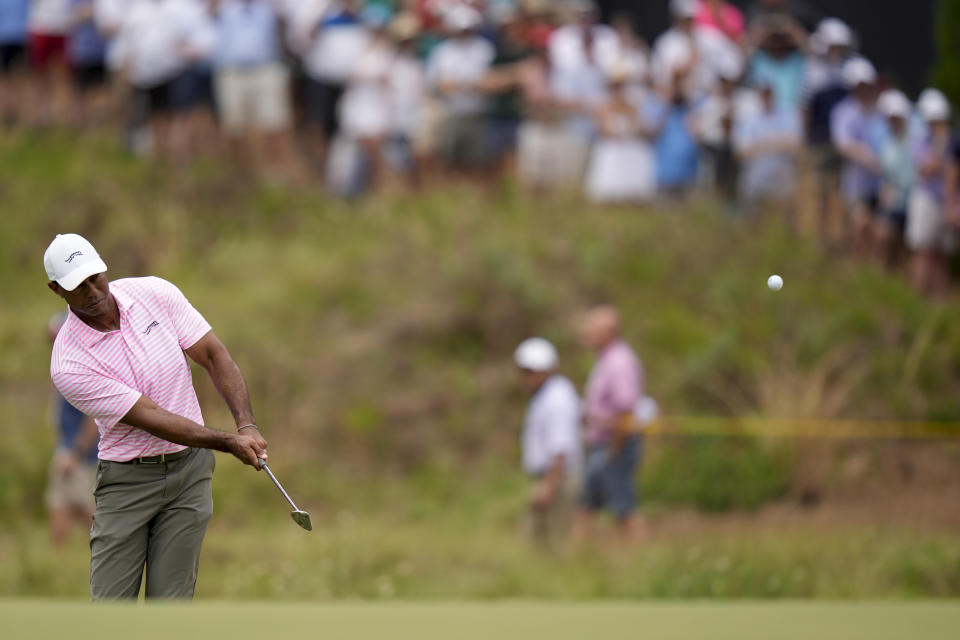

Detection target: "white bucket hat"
[43, 233, 108, 291]
[514, 337, 558, 372]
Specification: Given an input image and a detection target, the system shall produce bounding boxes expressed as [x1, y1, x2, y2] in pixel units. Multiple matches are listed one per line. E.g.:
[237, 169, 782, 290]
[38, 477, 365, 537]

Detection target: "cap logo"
[65, 251, 83, 263]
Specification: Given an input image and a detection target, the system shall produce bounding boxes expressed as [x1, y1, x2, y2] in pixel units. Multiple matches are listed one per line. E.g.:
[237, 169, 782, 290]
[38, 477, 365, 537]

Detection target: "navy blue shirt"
[57, 394, 99, 462]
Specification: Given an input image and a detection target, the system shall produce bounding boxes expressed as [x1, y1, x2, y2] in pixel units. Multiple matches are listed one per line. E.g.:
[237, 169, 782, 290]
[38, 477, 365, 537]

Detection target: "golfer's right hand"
[227, 432, 268, 469]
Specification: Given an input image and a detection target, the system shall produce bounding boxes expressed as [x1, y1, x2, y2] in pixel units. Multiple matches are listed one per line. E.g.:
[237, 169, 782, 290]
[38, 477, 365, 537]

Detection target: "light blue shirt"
[0, 0, 28, 44]
[880, 134, 914, 211]
[736, 106, 802, 198]
[215, 0, 280, 68]
[749, 51, 807, 111]
[831, 97, 886, 202]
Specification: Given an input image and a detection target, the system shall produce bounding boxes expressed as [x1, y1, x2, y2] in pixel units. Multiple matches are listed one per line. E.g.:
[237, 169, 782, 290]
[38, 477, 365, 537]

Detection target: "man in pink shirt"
[44, 233, 268, 600]
[577, 305, 645, 542]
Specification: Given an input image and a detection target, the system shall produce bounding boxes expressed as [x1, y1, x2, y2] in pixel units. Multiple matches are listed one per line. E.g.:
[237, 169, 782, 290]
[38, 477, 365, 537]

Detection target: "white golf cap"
[878, 89, 911, 119]
[842, 57, 876, 88]
[670, 0, 696, 18]
[918, 88, 951, 122]
[817, 18, 853, 48]
[444, 5, 482, 31]
[514, 337, 558, 372]
[43, 233, 108, 291]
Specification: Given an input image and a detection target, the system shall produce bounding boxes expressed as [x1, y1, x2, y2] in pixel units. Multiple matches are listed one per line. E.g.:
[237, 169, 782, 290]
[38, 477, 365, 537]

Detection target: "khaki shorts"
[214, 63, 291, 133]
[529, 475, 577, 543]
[45, 450, 96, 512]
[518, 121, 590, 189]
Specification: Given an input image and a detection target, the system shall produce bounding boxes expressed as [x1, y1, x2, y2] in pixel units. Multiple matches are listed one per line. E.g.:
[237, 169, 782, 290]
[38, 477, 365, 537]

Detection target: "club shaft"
[260, 461, 299, 511]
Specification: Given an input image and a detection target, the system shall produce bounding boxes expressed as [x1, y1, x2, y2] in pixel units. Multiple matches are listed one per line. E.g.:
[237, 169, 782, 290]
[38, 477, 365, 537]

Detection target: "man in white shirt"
[110, 0, 215, 157]
[514, 337, 581, 543]
[426, 5, 494, 172]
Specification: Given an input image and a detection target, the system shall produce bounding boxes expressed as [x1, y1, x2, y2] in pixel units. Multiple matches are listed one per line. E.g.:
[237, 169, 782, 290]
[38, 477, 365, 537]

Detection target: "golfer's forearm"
[121, 397, 233, 452]
[206, 352, 256, 427]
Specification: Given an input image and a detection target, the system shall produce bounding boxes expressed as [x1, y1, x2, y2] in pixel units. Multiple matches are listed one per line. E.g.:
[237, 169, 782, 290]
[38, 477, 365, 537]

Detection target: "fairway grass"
[3, 600, 959, 640]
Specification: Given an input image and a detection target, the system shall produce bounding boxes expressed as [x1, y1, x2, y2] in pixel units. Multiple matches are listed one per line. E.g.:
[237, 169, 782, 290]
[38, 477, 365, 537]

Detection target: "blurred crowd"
[1, 0, 959, 294]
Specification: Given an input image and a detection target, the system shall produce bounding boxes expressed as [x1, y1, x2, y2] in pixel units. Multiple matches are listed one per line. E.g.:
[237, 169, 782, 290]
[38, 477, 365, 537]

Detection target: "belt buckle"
[138, 453, 165, 465]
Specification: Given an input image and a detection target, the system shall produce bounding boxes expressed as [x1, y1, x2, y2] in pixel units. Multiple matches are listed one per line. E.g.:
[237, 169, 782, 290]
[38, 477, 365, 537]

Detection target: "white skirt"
[585, 138, 656, 203]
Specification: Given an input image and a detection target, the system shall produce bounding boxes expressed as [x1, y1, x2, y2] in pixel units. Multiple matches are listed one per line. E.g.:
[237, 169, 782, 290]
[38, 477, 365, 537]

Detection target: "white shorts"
[906, 188, 955, 252]
[214, 63, 291, 133]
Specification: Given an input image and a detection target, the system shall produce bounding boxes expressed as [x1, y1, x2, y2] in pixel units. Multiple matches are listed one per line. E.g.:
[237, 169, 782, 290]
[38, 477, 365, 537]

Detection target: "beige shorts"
[518, 121, 590, 189]
[906, 188, 956, 252]
[214, 63, 291, 134]
[528, 475, 577, 543]
[45, 450, 96, 512]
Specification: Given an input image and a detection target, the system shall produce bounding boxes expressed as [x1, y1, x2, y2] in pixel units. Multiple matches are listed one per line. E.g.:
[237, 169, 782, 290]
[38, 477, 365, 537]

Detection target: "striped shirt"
[583, 340, 643, 446]
[50, 277, 212, 462]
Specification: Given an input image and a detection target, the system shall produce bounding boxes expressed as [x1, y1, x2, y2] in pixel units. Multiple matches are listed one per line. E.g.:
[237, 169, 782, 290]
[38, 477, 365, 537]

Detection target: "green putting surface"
[3, 600, 958, 640]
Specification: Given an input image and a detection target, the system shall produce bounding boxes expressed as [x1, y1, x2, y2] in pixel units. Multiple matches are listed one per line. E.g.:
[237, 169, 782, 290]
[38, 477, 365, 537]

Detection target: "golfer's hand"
[531, 481, 554, 512]
[226, 432, 268, 469]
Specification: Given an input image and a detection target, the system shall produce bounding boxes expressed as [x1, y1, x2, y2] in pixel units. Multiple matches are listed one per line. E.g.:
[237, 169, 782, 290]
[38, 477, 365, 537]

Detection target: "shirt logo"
[65, 251, 83, 263]
[143, 321, 160, 335]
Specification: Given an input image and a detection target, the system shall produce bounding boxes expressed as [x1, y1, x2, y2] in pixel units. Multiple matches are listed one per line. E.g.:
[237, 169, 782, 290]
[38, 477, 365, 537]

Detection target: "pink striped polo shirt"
[50, 277, 212, 461]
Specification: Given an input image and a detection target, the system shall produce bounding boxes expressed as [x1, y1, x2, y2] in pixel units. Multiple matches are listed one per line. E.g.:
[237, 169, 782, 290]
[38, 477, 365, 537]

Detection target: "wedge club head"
[258, 458, 313, 531]
[291, 510, 313, 531]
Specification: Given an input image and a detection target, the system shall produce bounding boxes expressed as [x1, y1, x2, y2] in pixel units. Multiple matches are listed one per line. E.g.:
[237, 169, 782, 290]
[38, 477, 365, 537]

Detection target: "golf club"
[258, 458, 312, 531]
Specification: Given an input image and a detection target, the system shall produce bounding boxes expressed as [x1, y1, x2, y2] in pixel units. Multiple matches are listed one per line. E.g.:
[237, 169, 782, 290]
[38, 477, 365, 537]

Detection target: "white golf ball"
[767, 274, 783, 291]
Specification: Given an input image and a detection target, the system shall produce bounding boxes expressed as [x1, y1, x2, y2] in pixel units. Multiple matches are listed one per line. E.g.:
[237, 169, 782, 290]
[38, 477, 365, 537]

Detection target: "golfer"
[45, 233, 268, 600]
[514, 338, 582, 543]
[577, 305, 645, 542]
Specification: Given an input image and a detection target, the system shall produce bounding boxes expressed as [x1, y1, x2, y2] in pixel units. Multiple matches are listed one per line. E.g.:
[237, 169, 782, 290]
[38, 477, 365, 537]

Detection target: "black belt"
[112, 449, 192, 465]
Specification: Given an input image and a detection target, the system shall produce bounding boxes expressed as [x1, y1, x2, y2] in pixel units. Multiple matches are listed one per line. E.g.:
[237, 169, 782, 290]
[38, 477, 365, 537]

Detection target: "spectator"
[653, 66, 699, 198]
[874, 89, 914, 268]
[803, 18, 853, 249]
[28, 0, 73, 126]
[747, 12, 807, 111]
[576, 305, 646, 543]
[110, 0, 214, 158]
[46, 312, 99, 546]
[515, 46, 576, 190]
[907, 90, 955, 297]
[548, 0, 620, 77]
[295, 0, 370, 164]
[0, 0, 29, 126]
[513, 337, 582, 544]
[426, 5, 494, 174]
[173, 0, 219, 158]
[584, 64, 657, 204]
[386, 12, 425, 184]
[745, 0, 821, 34]
[213, 0, 297, 179]
[606, 13, 650, 89]
[334, 4, 396, 193]
[734, 80, 802, 225]
[652, 0, 706, 96]
[693, 57, 759, 207]
[67, 0, 108, 127]
[486, 6, 534, 173]
[694, 0, 745, 44]
[831, 57, 882, 256]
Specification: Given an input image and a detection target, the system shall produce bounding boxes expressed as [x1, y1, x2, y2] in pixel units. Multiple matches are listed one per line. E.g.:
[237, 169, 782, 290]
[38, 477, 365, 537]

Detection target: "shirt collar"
[68, 282, 136, 347]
